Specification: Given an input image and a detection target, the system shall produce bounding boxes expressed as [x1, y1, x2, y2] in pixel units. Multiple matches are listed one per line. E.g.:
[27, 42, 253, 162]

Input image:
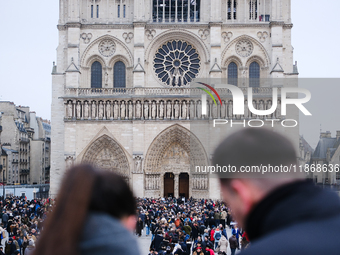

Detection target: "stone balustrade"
[64, 97, 282, 121]
[64, 87, 281, 97]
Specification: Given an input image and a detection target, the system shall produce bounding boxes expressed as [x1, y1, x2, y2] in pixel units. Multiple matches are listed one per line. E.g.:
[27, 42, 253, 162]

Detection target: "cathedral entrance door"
[179, 173, 189, 198]
[164, 172, 174, 197]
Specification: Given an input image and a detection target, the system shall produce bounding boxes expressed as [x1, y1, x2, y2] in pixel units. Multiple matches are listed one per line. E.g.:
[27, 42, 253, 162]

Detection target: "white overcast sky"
[0, 0, 339, 148]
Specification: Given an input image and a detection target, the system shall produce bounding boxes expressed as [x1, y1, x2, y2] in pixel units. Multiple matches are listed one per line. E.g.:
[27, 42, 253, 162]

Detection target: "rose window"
[153, 40, 201, 87]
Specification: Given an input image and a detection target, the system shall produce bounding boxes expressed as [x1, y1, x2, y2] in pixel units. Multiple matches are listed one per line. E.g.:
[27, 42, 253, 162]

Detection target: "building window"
[97, 5, 99, 18]
[153, 0, 200, 23]
[91, 5, 94, 18]
[118, 5, 120, 18]
[249, 0, 257, 20]
[123, 5, 126, 18]
[227, 0, 237, 20]
[114, 61, 126, 88]
[154, 40, 201, 87]
[91, 61, 102, 88]
[228, 62, 238, 86]
[249, 62, 260, 87]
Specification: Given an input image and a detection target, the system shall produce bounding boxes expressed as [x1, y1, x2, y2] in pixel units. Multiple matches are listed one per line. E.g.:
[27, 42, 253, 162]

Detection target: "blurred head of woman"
[33, 164, 137, 255]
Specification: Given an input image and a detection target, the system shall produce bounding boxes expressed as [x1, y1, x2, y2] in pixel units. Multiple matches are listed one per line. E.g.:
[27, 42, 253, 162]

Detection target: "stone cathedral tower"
[51, 0, 298, 198]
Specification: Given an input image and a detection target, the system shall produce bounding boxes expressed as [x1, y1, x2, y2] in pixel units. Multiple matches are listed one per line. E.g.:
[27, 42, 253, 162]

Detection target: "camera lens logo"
[196, 82, 222, 116]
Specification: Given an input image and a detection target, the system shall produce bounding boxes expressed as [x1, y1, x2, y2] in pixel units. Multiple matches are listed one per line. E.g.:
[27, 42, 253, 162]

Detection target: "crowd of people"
[0, 196, 52, 255]
[136, 197, 250, 255]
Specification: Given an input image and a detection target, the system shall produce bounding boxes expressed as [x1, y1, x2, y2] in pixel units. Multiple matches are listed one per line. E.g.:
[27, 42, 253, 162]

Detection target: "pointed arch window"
[249, 62, 260, 87]
[249, 0, 258, 20]
[91, 61, 102, 88]
[114, 61, 126, 88]
[228, 62, 238, 86]
[227, 0, 237, 20]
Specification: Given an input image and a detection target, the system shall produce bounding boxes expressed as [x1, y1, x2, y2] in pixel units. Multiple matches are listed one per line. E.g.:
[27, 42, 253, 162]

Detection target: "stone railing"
[64, 87, 281, 97]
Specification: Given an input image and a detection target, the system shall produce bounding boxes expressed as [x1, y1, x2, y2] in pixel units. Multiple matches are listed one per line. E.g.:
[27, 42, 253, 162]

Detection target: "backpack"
[215, 232, 221, 241]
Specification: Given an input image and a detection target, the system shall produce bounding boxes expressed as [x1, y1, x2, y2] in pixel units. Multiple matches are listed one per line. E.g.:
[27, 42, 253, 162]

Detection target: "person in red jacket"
[205, 244, 215, 255]
[210, 227, 215, 242]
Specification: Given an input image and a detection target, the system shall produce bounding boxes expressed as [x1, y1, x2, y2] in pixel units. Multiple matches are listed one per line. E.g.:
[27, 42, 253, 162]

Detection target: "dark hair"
[213, 128, 298, 181]
[32, 164, 136, 255]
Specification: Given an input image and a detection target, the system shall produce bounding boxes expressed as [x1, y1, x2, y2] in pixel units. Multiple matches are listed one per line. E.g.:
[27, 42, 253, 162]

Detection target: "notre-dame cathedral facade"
[51, 0, 299, 198]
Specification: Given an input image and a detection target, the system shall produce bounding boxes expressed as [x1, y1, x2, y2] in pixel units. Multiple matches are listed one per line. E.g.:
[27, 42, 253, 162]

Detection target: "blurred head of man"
[213, 128, 303, 228]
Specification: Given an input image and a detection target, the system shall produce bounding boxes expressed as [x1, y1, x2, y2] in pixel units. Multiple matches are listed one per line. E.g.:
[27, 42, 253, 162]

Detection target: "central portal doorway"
[164, 172, 174, 197]
[179, 173, 189, 198]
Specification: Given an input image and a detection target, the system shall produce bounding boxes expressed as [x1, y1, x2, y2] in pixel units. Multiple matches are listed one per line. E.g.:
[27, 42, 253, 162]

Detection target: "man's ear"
[230, 179, 255, 215]
[121, 215, 137, 232]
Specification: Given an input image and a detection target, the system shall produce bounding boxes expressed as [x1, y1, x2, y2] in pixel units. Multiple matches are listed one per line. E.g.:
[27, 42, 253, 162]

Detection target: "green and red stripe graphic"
[196, 82, 223, 106]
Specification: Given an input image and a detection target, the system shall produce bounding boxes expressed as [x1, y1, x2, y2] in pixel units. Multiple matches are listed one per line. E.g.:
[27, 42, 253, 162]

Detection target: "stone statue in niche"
[182, 101, 187, 119]
[134, 156, 143, 173]
[172, 66, 184, 87]
[121, 101, 126, 119]
[159, 101, 164, 119]
[190, 101, 195, 119]
[104, 72, 109, 85]
[197, 101, 202, 119]
[166, 101, 171, 119]
[128, 101, 133, 119]
[136, 101, 141, 119]
[276, 100, 281, 118]
[67, 102, 73, 118]
[244, 100, 249, 118]
[98, 102, 104, 119]
[267, 101, 272, 118]
[220, 101, 226, 118]
[174, 101, 179, 119]
[91, 102, 96, 119]
[151, 102, 156, 119]
[252, 100, 257, 118]
[212, 103, 217, 118]
[76, 102, 81, 118]
[65, 156, 74, 169]
[144, 102, 149, 119]
[228, 101, 233, 119]
[84, 101, 89, 119]
[113, 101, 119, 119]
[106, 101, 111, 119]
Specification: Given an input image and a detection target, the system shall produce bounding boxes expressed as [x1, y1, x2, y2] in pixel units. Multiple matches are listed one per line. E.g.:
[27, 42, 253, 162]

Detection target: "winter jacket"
[79, 212, 140, 255]
[241, 180, 340, 255]
[229, 236, 238, 249]
[218, 235, 228, 253]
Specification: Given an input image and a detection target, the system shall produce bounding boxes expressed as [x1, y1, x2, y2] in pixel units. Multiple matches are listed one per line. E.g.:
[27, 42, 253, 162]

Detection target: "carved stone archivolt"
[144, 124, 208, 174]
[82, 135, 130, 177]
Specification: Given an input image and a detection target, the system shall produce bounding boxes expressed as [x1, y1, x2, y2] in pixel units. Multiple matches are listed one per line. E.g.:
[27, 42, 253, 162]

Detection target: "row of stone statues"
[144, 174, 208, 191]
[65, 99, 282, 120]
[145, 175, 160, 190]
[192, 175, 209, 190]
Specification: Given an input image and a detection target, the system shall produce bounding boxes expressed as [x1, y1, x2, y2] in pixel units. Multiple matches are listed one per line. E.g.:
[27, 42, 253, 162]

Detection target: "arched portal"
[144, 124, 209, 198]
[82, 135, 130, 180]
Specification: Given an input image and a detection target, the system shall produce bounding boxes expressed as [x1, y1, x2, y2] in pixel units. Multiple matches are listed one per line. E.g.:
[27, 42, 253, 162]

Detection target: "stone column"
[174, 173, 179, 198]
